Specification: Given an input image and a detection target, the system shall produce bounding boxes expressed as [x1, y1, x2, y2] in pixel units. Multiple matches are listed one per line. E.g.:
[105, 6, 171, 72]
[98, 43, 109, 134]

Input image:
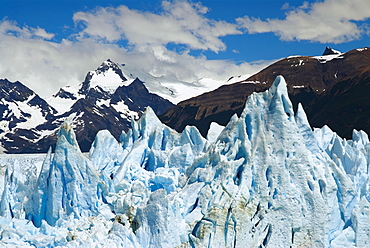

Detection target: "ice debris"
[0, 75, 370, 247]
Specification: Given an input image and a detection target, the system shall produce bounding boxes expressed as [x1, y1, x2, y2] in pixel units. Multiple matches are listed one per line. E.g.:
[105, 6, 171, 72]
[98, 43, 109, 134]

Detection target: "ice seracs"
[1, 75, 370, 247]
[26, 118, 107, 227]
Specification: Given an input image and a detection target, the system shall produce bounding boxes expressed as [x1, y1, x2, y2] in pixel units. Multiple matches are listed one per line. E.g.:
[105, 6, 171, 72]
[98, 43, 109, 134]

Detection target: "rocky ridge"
[160, 47, 370, 138]
[0, 60, 174, 153]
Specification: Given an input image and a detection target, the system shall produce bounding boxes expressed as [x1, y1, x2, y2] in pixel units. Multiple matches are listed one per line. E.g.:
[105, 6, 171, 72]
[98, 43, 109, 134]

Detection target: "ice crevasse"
[0, 75, 370, 247]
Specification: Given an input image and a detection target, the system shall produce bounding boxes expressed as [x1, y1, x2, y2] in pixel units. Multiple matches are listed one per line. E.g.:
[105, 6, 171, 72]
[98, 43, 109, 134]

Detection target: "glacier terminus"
[0, 76, 370, 247]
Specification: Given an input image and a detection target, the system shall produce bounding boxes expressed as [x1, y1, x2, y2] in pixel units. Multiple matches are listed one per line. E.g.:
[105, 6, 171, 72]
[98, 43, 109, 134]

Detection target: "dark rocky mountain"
[2, 47, 370, 153]
[160, 47, 370, 138]
[57, 77, 174, 152]
[0, 79, 56, 152]
[0, 60, 174, 153]
[305, 63, 370, 138]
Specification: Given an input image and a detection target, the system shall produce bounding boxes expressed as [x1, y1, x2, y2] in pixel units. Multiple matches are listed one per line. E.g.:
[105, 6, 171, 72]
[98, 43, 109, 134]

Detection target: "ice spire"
[26, 147, 53, 227]
[0, 172, 11, 219]
[57, 117, 81, 152]
[266, 75, 294, 118]
[27, 120, 103, 226]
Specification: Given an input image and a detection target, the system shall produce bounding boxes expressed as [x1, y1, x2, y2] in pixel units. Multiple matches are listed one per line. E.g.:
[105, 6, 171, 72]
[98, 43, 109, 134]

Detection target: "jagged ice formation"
[0, 76, 370, 247]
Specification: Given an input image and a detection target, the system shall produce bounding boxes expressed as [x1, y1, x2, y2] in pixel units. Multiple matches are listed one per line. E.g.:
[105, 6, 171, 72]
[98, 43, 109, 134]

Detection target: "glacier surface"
[1, 76, 370, 247]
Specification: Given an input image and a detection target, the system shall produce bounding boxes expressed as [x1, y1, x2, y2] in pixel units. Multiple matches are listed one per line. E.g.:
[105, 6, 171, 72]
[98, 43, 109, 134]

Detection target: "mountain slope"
[305, 64, 370, 138]
[160, 47, 370, 138]
[0, 60, 174, 153]
[0, 79, 57, 152]
[56, 77, 174, 152]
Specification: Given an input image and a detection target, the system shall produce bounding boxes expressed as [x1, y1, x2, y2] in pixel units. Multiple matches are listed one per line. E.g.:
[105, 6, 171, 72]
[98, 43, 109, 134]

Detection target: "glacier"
[0, 75, 370, 247]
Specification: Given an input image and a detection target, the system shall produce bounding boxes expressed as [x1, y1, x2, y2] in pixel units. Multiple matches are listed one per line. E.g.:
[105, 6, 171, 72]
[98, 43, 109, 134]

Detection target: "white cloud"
[0, 34, 120, 97]
[0, 19, 55, 40]
[237, 0, 370, 44]
[0, 14, 268, 99]
[31, 27, 56, 40]
[73, 0, 241, 52]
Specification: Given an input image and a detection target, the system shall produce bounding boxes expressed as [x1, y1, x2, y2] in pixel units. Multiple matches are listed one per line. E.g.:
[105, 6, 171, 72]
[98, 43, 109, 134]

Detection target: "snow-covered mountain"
[0, 79, 57, 152]
[56, 58, 234, 105]
[1, 76, 370, 247]
[0, 60, 174, 153]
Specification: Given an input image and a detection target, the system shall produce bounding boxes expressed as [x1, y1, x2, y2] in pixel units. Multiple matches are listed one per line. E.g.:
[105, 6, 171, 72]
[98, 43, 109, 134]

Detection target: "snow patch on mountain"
[86, 68, 130, 95]
[111, 101, 139, 120]
[0, 93, 48, 132]
[227, 74, 251, 84]
[314, 54, 344, 64]
[356, 47, 368, 52]
[322, 47, 342, 56]
[315, 47, 343, 64]
[286, 48, 343, 65]
[155, 78, 224, 104]
[47, 86, 84, 114]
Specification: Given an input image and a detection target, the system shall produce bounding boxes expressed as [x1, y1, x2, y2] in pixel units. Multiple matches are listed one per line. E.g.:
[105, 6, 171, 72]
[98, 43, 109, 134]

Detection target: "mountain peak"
[96, 59, 125, 78]
[322, 46, 342, 56]
[80, 60, 129, 95]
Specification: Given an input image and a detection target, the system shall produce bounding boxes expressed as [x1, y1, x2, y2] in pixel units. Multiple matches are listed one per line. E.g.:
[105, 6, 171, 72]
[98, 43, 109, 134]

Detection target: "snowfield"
[1, 76, 370, 247]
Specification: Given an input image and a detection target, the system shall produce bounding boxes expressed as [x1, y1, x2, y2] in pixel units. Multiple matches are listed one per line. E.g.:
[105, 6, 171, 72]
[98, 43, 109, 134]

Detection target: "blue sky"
[1, 0, 370, 97]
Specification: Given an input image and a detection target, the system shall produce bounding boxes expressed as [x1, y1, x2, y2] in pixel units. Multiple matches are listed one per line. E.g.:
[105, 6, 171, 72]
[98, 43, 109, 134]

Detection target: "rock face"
[305, 64, 370, 138]
[322, 46, 342, 56]
[160, 47, 370, 138]
[62, 77, 174, 152]
[0, 79, 57, 152]
[1, 76, 370, 247]
[0, 60, 174, 153]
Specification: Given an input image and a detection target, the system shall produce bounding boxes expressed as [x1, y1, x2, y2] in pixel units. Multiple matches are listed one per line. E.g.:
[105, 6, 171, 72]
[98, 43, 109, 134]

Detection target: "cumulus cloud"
[0, 34, 120, 97]
[0, 19, 55, 40]
[0, 2, 267, 99]
[237, 0, 370, 43]
[73, 0, 241, 52]
[0, 30, 266, 99]
[1, 0, 369, 100]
